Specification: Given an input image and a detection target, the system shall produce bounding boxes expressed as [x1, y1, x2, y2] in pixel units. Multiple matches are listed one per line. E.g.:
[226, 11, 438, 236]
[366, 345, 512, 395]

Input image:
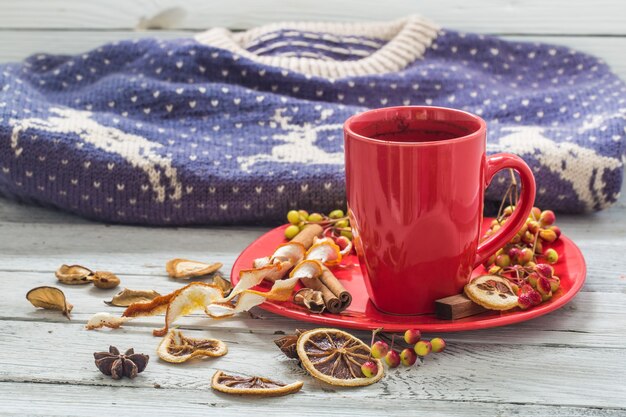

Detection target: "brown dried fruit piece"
[166, 258, 223, 279]
[26, 286, 73, 319]
[293, 288, 326, 313]
[296, 328, 383, 387]
[104, 288, 161, 307]
[94, 346, 149, 379]
[157, 330, 227, 363]
[464, 275, 519, 310]
[274, 330, 306, 360]
[55, 264, 94, 285]
[211, 370, 303, 397]
[92, 271, 121, 289]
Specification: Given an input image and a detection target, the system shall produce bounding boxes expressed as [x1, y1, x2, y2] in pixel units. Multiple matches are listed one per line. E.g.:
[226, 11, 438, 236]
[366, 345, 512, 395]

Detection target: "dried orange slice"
[157, 330, 227, 363]
[464, 275, 519, 310]
[211, 370, 303, 396]
[296, 328, 383, 386]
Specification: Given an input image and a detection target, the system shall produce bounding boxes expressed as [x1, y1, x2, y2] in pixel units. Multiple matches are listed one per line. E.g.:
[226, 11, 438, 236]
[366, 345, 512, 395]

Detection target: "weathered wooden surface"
[0, 192, 625, 416]
[1, 0, 624, 34]
[1, 2, 626, 415]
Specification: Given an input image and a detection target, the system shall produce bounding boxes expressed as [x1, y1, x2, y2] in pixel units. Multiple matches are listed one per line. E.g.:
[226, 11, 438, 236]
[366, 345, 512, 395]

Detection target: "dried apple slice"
[166, 259, 223, 279]
[26, 286, 73, 319]
[211, 370, 303, 396]
[464, 275, 519, 311]
[55, 264, 94, 285]
[296, 328, 383, 387]
[157, 330, 227, 363]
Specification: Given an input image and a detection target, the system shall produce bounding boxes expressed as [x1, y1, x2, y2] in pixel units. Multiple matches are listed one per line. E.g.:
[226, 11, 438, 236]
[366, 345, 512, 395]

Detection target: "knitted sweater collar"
[195, 15, 439, 78]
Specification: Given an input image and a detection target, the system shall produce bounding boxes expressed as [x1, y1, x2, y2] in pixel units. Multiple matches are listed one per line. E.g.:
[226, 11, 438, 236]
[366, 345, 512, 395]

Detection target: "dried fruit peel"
[157, 330, 227, 363]
[249, 242, 306, 283]
[91, 270, 300, 334]
[211, 370, 303, 397]
[464, 275, 519, 311]
[305, 239, 342, 266]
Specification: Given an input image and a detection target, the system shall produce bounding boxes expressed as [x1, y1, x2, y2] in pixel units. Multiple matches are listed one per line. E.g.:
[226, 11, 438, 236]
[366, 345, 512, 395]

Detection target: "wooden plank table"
[1, 1, 626, 414]
[1, 192, 625, 416]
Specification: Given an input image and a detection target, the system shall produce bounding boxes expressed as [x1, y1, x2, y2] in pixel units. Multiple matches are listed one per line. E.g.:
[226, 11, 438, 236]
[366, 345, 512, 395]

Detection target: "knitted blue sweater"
[0, 16, 624, 225]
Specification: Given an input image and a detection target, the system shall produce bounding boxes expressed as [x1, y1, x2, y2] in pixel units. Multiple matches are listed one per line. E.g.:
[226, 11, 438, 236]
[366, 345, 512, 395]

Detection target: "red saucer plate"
[231, 218, 586, 332]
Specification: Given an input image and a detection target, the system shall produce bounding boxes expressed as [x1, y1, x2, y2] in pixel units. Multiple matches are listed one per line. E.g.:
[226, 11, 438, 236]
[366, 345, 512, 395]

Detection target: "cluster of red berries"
[483, 206, 562, 309]
[361, 330, 446, 377]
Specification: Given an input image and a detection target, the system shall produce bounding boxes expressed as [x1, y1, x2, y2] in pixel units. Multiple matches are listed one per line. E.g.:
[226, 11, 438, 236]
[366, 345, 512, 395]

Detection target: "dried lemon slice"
[296, 328, 383, 387]
[211, 370, 303, 396]
[157, 330, 227, 363]
[464, 275, 519, 311]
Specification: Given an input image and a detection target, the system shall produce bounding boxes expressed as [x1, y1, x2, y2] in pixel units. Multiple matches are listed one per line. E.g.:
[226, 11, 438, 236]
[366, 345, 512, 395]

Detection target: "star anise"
[93, 346, 149, 379]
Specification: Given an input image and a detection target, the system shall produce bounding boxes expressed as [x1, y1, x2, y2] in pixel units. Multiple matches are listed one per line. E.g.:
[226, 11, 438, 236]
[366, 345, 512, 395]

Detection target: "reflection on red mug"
[344, 106, 536, 315]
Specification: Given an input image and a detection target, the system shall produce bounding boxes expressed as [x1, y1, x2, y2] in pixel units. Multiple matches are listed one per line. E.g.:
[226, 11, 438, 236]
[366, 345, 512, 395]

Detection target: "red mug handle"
[474, 153, 536, 268]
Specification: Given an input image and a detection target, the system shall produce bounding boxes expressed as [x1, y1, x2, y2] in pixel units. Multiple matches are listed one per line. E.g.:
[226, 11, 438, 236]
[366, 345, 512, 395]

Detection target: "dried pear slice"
[26, 286, 73, 319]
[157, 330, 227, 363]
[104, 288, 161, 307]
[296, 328, 383, 387]
[464, 275, 519, 311]
[166, 258, 223, 279]
[55, 264, 94, 285]
[211, 370, 303, 397]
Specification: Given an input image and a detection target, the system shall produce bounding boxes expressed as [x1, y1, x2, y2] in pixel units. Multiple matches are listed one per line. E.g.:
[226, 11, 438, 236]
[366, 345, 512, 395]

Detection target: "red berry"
[545, 248, 559, 264]
[534, 263, 553, 279]
[361, 361, 378, 378]
[400, 348, 417, 366]
[495, 254, 511, 268]
[539, 228, 558, 243]
[518, 248, 534, 265]
[404, 329, 421, 345]
[530, 207, 542, 220]
[430, 337, 446, 353]
[414, 341, 432, 357]
[518, 284, 542, 309]
[527, 220, 541, 234]
[539, 210, 556, 226]
[536, 276, 552, 301]
[385, 350, 400, 368]
[370, 341, 389, 359]
[549, 225, 562, 239]
[548, 276, 560, 292]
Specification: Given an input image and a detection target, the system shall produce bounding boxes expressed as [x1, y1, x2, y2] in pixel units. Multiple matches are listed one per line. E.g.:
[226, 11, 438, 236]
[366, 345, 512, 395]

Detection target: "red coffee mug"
[344, 106, 536, 315]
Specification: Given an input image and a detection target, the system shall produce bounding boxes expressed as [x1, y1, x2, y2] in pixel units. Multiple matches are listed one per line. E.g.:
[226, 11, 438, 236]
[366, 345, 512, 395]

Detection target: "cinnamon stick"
[320, 266, 352, 310]
[292, 224, 323, 249]
[299, 276, 342, 314]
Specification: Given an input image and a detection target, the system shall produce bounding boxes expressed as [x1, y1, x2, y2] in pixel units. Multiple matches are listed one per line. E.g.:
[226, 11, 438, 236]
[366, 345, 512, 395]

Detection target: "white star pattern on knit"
[489, 126, 623, 210]
[237, 108, 344, 172]
[9, 107, 183, 202]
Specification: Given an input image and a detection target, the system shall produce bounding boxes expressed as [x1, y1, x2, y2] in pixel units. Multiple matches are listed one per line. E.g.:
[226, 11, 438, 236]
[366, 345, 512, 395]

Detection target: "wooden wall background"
[1, 0, 625, 80]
